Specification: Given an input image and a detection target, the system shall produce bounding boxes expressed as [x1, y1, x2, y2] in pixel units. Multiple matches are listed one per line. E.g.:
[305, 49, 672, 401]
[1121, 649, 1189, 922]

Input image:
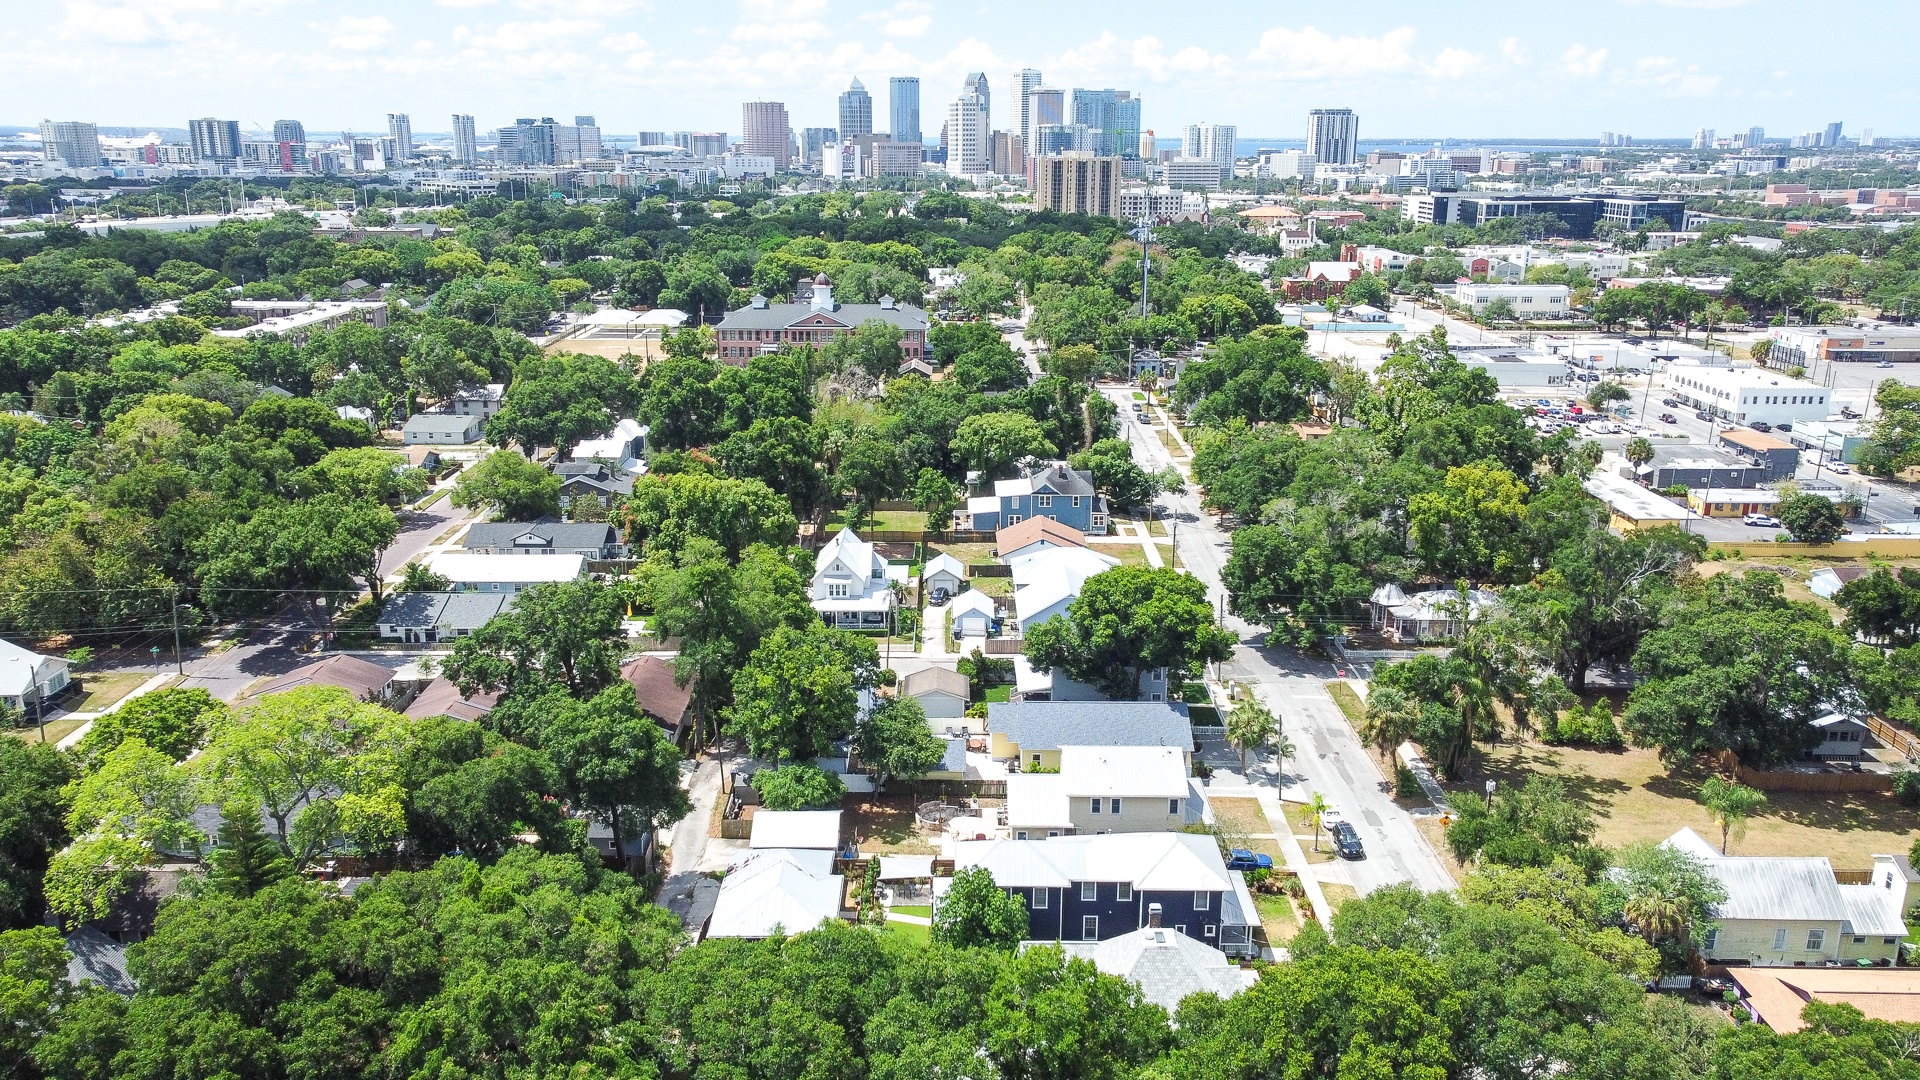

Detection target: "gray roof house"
[402, 411, 485, 445]
[0, 638, 72, 710]
[553, 461, 638, 508]
[1045, 924, 1258, 1013]
[900, 666, 971, 727]
[988, 700, 1193, 767]
[715, 275, 927, 364]
[463, 521, 625, 559]
[377, 591, 516, 643]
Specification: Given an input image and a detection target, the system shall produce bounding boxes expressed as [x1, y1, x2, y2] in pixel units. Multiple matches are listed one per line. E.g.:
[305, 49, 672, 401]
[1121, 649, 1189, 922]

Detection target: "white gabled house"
[810, 528, 896, 630]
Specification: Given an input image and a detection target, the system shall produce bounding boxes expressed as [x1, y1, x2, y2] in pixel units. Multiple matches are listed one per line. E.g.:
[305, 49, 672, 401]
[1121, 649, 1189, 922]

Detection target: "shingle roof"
[716, 298, 927, 332]
[623, 655, 692, 727]
[996, 516, 1088, 554]
[1049, 927, 1257, 1013]
[990, 700, 1191, 752]
[404, 677, 500, 721]
[464, 521, 619, 551]
[900, 666, 969, 700]
[954, 833, 1232, 892]
[253, 654, 395, 700]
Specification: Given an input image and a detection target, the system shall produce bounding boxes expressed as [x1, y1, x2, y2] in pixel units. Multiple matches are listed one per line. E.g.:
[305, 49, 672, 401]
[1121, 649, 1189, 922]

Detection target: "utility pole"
[172, 586, 184, 675]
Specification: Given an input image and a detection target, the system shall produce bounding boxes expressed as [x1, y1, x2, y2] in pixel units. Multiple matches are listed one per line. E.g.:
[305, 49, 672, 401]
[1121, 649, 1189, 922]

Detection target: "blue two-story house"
[949, 833, 1257, 957]
[955, 461, 1110, 534]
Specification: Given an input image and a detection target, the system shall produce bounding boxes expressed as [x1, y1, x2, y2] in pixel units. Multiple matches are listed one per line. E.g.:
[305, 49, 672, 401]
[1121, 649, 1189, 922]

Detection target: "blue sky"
[5, 0, 1913, 141]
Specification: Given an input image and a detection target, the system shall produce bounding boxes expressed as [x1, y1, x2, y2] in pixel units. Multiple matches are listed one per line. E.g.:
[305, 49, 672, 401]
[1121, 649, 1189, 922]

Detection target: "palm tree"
[1623, 437, 1655, 476]
[1302, 793, 1332, 853]
[1623, 891, 1688, 944]
[1699, 776, 1768, 855]
[1360, 687, 1419, 764]
[1226, 701, 1279, 776]
[1271, 732, 1297, 783]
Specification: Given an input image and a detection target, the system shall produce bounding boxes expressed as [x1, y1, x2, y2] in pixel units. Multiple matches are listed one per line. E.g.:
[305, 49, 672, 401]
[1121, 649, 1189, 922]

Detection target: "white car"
[1831, 463, 1852, 474]
[1743, 513, 1782, 528]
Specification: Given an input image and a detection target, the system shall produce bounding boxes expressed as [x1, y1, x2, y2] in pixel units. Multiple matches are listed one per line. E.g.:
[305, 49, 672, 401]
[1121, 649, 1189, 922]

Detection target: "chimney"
[1147, 903, 1163, 927]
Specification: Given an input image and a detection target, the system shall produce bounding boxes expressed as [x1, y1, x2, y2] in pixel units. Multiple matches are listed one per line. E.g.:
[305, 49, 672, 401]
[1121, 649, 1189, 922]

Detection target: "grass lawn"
[968, 577, 1015, 599]
[68, 671, 160, 713]
[1132, 391, 1147, 400]
[931, 542, 998, 565]
[844, 795, 940, 855]
[1137, 516, 1168, 537]
[1319, 882, 1359, 912]
[889, 904, 932, 918]
[1255, 893, 1301, 943]
[1086, 541, 1150, 567]
[1155, 429, 1189, 461]
[1211, 797, 1274, 838]
[884, 919, 932, 946]
[6, 717, 89, 746]
[1325, 681, 1366, 724]
[984, 686, 1011, 703]
[1415, 815, 1466, 886]
[1454, 738, 1920, 868]
[826, 508, 926, 532]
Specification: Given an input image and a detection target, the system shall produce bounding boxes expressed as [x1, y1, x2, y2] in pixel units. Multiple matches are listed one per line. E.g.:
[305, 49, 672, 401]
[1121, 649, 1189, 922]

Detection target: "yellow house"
[1006, 746, 1207, 839]
[1667, 828, 1913, 967]
[988, 701, 1193, 772]
[1685, 487, 1781, 519]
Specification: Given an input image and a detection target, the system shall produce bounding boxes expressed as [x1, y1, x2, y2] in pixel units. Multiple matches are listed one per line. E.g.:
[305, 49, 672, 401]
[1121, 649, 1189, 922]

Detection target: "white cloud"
[514, 0, 647, 12]
[1626, 55, 1722, 96]
[435, 0, 495, 7]
[1247, 25, 1418, 79]
[454, 17, 600, 52]
[733, 0, 829, 42]
[877, 0, 928, 37]
[329, 15, 393, 50]
[1424, 46, 1482, 80]
[1562, 44, 1608, 77]
[56, 0, 213, 45]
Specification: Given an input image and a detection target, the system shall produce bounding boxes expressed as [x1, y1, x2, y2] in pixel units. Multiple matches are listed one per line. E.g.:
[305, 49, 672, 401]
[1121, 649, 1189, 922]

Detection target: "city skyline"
[3, 0, 1912, 139]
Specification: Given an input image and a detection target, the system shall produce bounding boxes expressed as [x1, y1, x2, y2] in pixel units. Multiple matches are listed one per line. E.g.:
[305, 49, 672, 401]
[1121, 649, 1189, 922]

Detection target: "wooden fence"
[863, 530, 997, 544]
[1730, 764, 1893, 794]
[982, 639, 1025, 656]
[968, 564, 1012, 577]
[1866, 715, 1920, 764]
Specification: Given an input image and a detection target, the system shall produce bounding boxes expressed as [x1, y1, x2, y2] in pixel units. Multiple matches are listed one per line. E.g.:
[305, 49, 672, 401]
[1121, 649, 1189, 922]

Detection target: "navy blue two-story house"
[949, 833, 1257, 957]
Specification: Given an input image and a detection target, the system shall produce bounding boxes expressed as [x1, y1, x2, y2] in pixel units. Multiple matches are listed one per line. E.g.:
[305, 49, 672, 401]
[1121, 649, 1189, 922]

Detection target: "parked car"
[1831, 463, 1852, 474]
[1880, 361, 1896, 369]
[1661, 398, 1680, 407]
[1660, 413, 1678, 424]
[1743, 513, 1782, 527]
[1695, 409, 1713, 421]
[1330, 821, 1365, 860]
[1224, 849, 1274, 872]
[1750, 421, 1773, 432]
[1775, 423, 1792, 432]
[929, 586, 951, 605]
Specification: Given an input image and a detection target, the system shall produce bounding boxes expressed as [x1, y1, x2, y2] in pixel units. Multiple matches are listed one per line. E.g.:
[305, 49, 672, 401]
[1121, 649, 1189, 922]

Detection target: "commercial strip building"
[1768, 326, 1920, 368]
[1664, 363, 1834, 426]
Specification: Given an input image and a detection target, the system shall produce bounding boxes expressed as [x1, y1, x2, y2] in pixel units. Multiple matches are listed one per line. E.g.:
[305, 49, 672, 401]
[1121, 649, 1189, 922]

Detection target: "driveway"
[1108, 388, 1456, 895]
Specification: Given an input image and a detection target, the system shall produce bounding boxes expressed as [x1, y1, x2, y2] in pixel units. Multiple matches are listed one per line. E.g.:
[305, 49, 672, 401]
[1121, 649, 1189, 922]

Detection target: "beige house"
[1666, 828, 1914, 967]
[1006, 746, 1208, 839]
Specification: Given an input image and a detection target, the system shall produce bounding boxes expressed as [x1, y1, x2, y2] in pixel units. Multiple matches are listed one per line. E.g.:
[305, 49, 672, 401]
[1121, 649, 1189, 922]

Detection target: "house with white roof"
[0, 638, 71, 711]
[1008, 546, 1120, 635]
[1005, 745, 1210, 838]
[1368, 584, 1498, 643]
[425, 552, 586, 593]
[571, 418, 648, 473]
[950, 832, 1257, 956]
[704, 848, 846, 940]
[1044, 923, 1258, 1013]
[1808, 713, 1872, 762]
[810, 528, 896, 630]
[402, 412, 484, 445]
[749, 810, 844, 851]
[921, 552, 966, 599]
[949, 589, 998, 639]
[1663, 827, 1912, 967]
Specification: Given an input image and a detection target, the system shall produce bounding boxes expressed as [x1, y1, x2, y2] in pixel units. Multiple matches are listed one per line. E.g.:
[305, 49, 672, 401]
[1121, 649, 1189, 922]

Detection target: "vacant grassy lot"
[1086, 541, 1150, 567]
[1256, 893, 1301, 943]
[844, 794, 939, 855]
[1452, 739, 1920, 868]
[1211, 797, 1272, 838]
[6, 717, 88, 746]
[825, 509, 926, 532]
[68, 671, 157, 713]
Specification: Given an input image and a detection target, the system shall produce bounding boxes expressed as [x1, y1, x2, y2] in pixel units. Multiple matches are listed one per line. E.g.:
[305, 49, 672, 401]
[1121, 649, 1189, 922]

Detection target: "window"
[1773, 928, 1789, 951]
[1194, 891, 1210, 910]
[1807, 929, 1827, 951]
[1072, 496, 1082, 507]
[1204, 924, 1216, 937]
[1007, 515, 1022, 526]
[1081, 882, 1097, 901]
[1031, 889, 1048, 909]
[1855, 936, 1868, 944]
[1886, 937, 1900, 945]
[1089, 798, 1101, 815]
[1116, 884, 1133, 902]
[1031, 753, 1042, 766]
[1110, 798, 1122, 814]
[1035, 495, 1053, 508]
[1016, 831, 1029, 840]
[828, 583, 848, 598]
[1168, 798, 1182, 815]
[1703, 929, 1720, 952]
[1082, 915, 1099, 940]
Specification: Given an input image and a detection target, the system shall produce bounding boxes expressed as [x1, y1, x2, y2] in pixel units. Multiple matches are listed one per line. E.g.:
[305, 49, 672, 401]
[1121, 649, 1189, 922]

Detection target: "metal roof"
[705, 849, 844, 939]
[954, 833, 1230, 892]
[749, 810, 843, 850]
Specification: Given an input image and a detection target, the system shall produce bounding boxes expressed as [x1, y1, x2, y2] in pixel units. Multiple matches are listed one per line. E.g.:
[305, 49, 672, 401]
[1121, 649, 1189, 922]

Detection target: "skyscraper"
[188, 118, 241, 162]
[963, 72, 990, 124]
[947, 85, 990, 176]
[889, 77, 921, 145]
[801, 127, 838, 167]
[451, 115, 476, 164]
[1747, 126, 1765, 148]
[742, 101, 791, 169]
[1033, 152, 1120, 218]
[1183, 122, 1236, 174]
[1018, 68, 1043, 147]
[638, 131, 668, 147]
[1825, 121, 1844, 146]
[1306, 108, 1358, 165]
[272, 120, 306, 145]
[554, 117, 602, 163]
[387, 113, 414, 162]
[839, 79, 874, 138]
[1028, 88, 1065, 137]
[1692, 127, 1715, 150]
[38, 120, 103, 168]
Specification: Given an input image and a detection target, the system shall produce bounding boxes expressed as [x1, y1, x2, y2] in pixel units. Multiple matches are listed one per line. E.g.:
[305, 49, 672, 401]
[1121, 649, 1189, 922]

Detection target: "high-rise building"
[1070, 89, 1141, 157]
[1306, 108, 1358, 165]
[1182, 122, 1236, 175]
[451, 115, 477, 164]
[1032, 124, 1098, 155]
[889, 77, 921, 145]
[1139, 129, 1156, 160]
[742, 101, 791, 170]
[1861, 128, 1876, 148]
[1033, 152, 1120, 218]
[387, 113, 414, 162]
[554, 116, 602, 163]
[38, 120, 103, 168]
[1747, 126, 1766, 148]
[638, 131, 668, 147]
[1692, 127, 1714, 150]
[947, 87, 990, 176]
[1027, 88, 1065, 138]
[272, 120, 306, 145]
[962, 72, 990, 123]
[801, 127, 838, 167]
[992, 131, 1026, 177]
[1018, 68, 1043, 147]
[838, 78, 874, 139]
[675, 131, 729, 157]
[1826, 121, 1844, 146]
[189, 118, 241, 163]
[503, 118, 557, 165]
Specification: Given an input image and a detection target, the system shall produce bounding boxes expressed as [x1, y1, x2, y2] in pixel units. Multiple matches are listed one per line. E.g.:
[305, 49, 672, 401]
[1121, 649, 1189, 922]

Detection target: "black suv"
[1330, 821, 1365, 860]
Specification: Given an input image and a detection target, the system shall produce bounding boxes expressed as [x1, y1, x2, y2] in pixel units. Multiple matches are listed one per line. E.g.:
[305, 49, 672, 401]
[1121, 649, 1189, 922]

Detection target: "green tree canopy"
[1024, 567, 1234, 700]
